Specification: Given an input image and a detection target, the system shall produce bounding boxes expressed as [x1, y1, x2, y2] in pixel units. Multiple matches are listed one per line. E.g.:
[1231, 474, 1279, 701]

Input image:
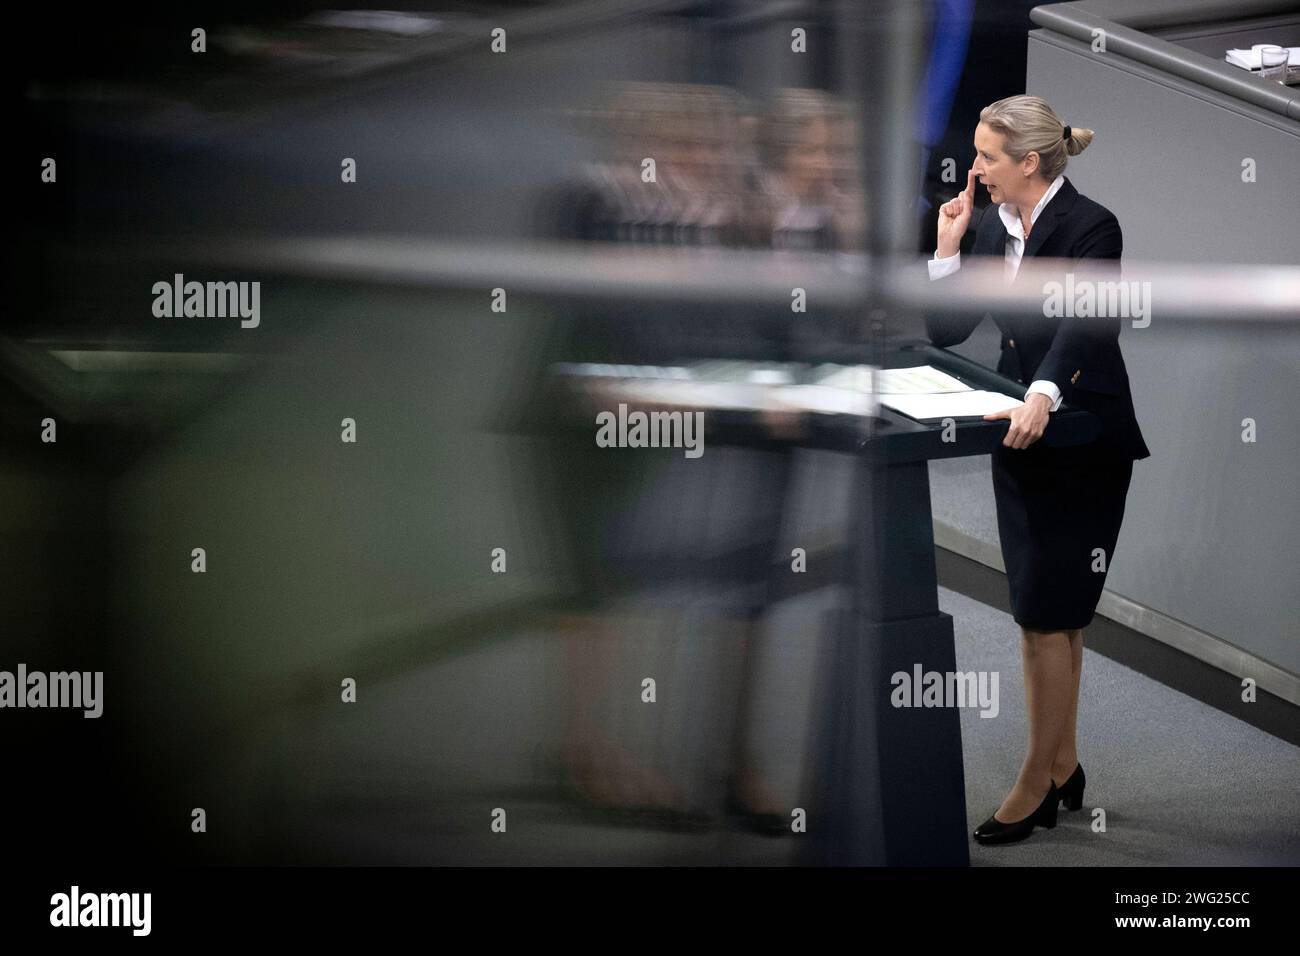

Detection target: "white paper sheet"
[880, 390, 1023, 421]
[815, 364, 972, 394]
[874, 365, 973, 394]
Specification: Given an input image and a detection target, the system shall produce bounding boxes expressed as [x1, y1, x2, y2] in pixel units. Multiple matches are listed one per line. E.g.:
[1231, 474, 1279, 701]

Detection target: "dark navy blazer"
[926, 176, 1150, 461]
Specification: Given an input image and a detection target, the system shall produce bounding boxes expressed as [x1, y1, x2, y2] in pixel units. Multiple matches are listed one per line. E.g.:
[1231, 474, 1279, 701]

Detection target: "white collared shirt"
[927, 173, 1068, 410]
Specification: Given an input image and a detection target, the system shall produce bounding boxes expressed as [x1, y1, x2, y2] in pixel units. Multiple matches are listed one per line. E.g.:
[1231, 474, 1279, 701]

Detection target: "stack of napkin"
[1224, 44, 1299, 71]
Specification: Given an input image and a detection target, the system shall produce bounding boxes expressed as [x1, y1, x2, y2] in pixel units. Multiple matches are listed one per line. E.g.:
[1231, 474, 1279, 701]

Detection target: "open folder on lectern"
[863, 364, 1025, 421]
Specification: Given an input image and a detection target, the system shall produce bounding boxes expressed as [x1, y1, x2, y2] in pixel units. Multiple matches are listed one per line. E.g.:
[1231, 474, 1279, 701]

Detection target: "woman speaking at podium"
[926, 95, 1150, 846]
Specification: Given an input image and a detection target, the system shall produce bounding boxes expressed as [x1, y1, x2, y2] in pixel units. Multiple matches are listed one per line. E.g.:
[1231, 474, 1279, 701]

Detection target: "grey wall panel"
[1116, 322, 1300, 675]
[1028, 32, 1300, 266]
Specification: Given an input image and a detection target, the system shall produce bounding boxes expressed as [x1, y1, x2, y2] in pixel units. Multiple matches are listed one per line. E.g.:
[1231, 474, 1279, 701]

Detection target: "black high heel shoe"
[973, 781, 1059, 845]
[1053, 762, 1086, 811]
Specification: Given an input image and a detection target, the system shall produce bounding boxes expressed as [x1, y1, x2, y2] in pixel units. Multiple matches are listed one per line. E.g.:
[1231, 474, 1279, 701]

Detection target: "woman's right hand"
[936, 167, 975, 259]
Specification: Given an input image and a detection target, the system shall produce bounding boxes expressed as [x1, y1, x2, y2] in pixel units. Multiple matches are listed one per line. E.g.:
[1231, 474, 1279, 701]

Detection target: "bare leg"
[727, 620, 783, 814]
[1050, 628, 1084, 784]
[559, 613, 624, 805]
[559, 613, 685, 810]
[994, 627, 1073, 823]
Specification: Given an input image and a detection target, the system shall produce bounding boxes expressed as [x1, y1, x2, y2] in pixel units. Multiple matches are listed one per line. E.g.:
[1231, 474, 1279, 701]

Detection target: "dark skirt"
[990, 440, 1134, 631]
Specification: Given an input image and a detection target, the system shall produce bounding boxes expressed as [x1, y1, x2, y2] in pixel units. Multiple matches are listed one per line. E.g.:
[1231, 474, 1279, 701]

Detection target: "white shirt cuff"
[1026, 379, 1062, 411]
[928, 251, 961, 280]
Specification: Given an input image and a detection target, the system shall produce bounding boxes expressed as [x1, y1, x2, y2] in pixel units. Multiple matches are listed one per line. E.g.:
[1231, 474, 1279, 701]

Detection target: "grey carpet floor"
[238, 577, 1300, 865]
[945, 584, 1300, 866]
